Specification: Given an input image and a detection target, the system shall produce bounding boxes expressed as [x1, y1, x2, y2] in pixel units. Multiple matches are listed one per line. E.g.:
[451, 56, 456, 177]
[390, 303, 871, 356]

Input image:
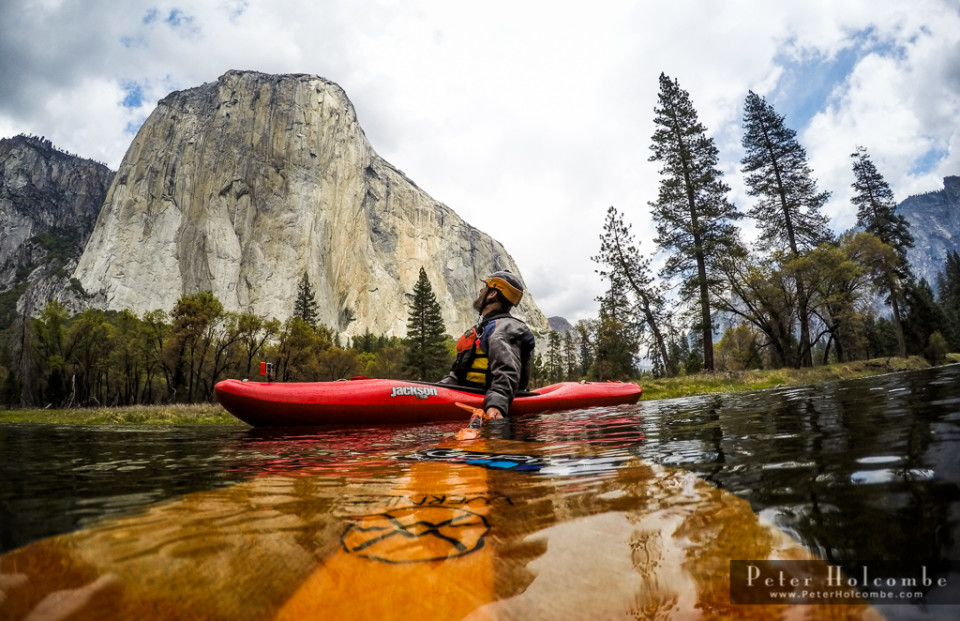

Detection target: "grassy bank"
[0, 403, 238, 425]
[1, 355, 954, 425]
[639, 355, 939, 401]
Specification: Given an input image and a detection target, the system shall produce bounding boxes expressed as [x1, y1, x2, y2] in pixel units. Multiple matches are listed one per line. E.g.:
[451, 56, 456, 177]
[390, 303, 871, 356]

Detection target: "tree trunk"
[698, 261, 714, 371]
[795, 278, 814, 367]
[890, 287, 907, 358]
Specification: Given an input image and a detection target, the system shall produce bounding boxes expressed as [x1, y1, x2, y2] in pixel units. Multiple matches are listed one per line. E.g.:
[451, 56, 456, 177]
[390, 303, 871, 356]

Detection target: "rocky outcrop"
[548, 316, 574, 334]
[898, 176, 960, 286]
[73, 71, 549, 338]
[0, 135, 113, 319]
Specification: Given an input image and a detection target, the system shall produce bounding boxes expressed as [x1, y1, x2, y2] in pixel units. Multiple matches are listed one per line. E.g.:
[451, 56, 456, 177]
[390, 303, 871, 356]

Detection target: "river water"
[1, 365, 959, 619]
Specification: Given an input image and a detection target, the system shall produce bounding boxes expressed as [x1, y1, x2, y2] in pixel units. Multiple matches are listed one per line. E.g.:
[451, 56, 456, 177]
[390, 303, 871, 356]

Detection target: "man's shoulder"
[486, 312, 529, 330]
[489, 314, 535, 347]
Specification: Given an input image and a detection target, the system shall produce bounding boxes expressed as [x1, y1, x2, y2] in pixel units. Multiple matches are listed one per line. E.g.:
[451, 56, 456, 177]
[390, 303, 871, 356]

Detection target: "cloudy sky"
[2, 1, 959, 322]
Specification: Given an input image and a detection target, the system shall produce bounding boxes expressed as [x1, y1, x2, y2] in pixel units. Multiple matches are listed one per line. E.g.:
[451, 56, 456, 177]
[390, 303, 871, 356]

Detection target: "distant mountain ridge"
[897, 175, 960, 287]
[0, 135, 112, 322]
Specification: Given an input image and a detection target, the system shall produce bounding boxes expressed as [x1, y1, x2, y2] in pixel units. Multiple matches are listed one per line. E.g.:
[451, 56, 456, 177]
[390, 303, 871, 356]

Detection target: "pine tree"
[903, 279, 952, 355]
[649, 74, 744, 371]
[293, 272, 320, 329]
[563, 331, 577, 380]
[593, 206, 672, 373]
[936, 251, 960, 350]
[546, 330, 563, 382]
[1, 369, 19, 408]
[574, 320, 596, 378]
[850, 146, 914, 357]
[741, 91, 831, 366]
[741, 92, 832, 253]
[403, 267, 450, 381]
[594, 274, 638, 380]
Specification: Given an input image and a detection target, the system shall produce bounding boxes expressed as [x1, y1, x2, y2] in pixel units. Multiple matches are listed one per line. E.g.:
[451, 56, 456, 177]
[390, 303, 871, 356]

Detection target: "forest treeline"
[589, 75, 960, 378]
[1, 242, 956, 410]
[0, 269, 589, 408]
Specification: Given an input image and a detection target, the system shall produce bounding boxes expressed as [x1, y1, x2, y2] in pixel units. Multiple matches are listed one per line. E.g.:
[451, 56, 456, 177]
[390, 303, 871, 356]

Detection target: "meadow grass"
[638, 355, 935, 401]
[0, 403, 239, 425]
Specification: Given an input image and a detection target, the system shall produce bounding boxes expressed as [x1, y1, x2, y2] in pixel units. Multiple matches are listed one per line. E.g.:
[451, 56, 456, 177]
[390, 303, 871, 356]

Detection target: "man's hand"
[484, 408, 503, 420]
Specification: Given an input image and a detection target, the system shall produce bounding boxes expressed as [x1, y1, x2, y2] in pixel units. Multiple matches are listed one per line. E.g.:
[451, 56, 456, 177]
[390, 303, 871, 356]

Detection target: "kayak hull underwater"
[214, 378, 642, 427]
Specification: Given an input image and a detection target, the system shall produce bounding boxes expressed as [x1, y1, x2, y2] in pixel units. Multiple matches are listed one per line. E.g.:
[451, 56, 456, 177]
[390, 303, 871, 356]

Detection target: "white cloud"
[2, 0, 959, 322]
[803, 4, 960, 229]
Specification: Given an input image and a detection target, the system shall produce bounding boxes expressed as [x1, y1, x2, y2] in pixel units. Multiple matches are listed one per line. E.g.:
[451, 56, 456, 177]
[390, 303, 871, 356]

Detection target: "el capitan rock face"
[73, 71, 549, 337]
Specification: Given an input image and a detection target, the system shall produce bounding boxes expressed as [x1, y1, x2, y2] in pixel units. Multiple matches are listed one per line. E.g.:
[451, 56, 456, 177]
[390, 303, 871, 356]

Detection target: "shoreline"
[639, 355, 947, 401]
[1, 356, 954, 425]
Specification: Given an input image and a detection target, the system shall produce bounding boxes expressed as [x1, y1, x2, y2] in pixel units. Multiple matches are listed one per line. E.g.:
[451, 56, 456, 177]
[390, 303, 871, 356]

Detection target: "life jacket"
[454, 323, 491, 390]
[451, 312, 533, 391]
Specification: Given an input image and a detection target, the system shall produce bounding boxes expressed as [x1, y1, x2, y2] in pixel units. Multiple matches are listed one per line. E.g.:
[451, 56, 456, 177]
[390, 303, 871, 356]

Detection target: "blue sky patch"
[163, 8, 201, 38]
[121, 82, 144, 109]
[911, 145, 948, 175]
[772, 44, 862, 130]
[167, 9, 190, 28]
[770, 29, 904, 131]
[124, 120, 145, 135]
[223, 1, 248, 20]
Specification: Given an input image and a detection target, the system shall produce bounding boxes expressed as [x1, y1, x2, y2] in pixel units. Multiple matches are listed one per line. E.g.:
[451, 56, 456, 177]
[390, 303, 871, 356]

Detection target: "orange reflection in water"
[0, 439, 882, 621]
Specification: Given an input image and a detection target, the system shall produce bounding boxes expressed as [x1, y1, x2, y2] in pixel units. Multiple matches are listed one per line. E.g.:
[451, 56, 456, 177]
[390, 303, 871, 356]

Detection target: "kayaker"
[439, 270, 536, 420]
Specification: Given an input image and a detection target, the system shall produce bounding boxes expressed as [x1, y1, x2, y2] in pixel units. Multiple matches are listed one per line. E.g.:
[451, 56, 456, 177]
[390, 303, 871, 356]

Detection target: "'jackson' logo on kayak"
[390, 386, 439, 399]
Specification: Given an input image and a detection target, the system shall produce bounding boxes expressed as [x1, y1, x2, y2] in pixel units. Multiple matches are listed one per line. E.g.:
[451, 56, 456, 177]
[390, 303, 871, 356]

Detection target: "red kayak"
[214, 378, 642, 427]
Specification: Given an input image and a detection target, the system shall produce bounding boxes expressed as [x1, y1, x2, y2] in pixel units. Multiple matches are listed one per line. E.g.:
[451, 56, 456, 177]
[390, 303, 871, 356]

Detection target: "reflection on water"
[632, 365, 960, 570]
[0, 365, 958, 619]
[0, 442, 878, 620]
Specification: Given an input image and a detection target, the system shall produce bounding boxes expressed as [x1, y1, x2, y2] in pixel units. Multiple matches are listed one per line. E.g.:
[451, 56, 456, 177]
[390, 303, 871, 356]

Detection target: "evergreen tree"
[851, 147, 914, 260]
[741, 92, 832, 253]
[293, 272, 320, 329]
[936, 251, 960, 350]
[850, 146, 913, 356]
[574, 320, 596, 378]
[545, 330, 563, 382]
[863, 315, 899, 358]
[593, 274, 639, 380]
[741, 91, 831, 366]
[1, 369, 19, 408]
[903, 279, 951, 355]
[649, 73, 743, 372]
[593, 206, 672, 373]
[563, 331, 578, 380]
[403, 267, 451, 381]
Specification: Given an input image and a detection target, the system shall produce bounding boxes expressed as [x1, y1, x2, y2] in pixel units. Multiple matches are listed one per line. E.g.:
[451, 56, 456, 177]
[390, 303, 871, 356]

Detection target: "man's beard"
[472, 288, 488, 312]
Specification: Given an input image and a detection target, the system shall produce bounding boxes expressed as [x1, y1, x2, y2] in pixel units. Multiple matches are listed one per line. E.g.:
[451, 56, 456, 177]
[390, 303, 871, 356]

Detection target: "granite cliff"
[72, 71, 549, 338]
[898, 176, 960, 286]
[0, 135, 113, 322]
